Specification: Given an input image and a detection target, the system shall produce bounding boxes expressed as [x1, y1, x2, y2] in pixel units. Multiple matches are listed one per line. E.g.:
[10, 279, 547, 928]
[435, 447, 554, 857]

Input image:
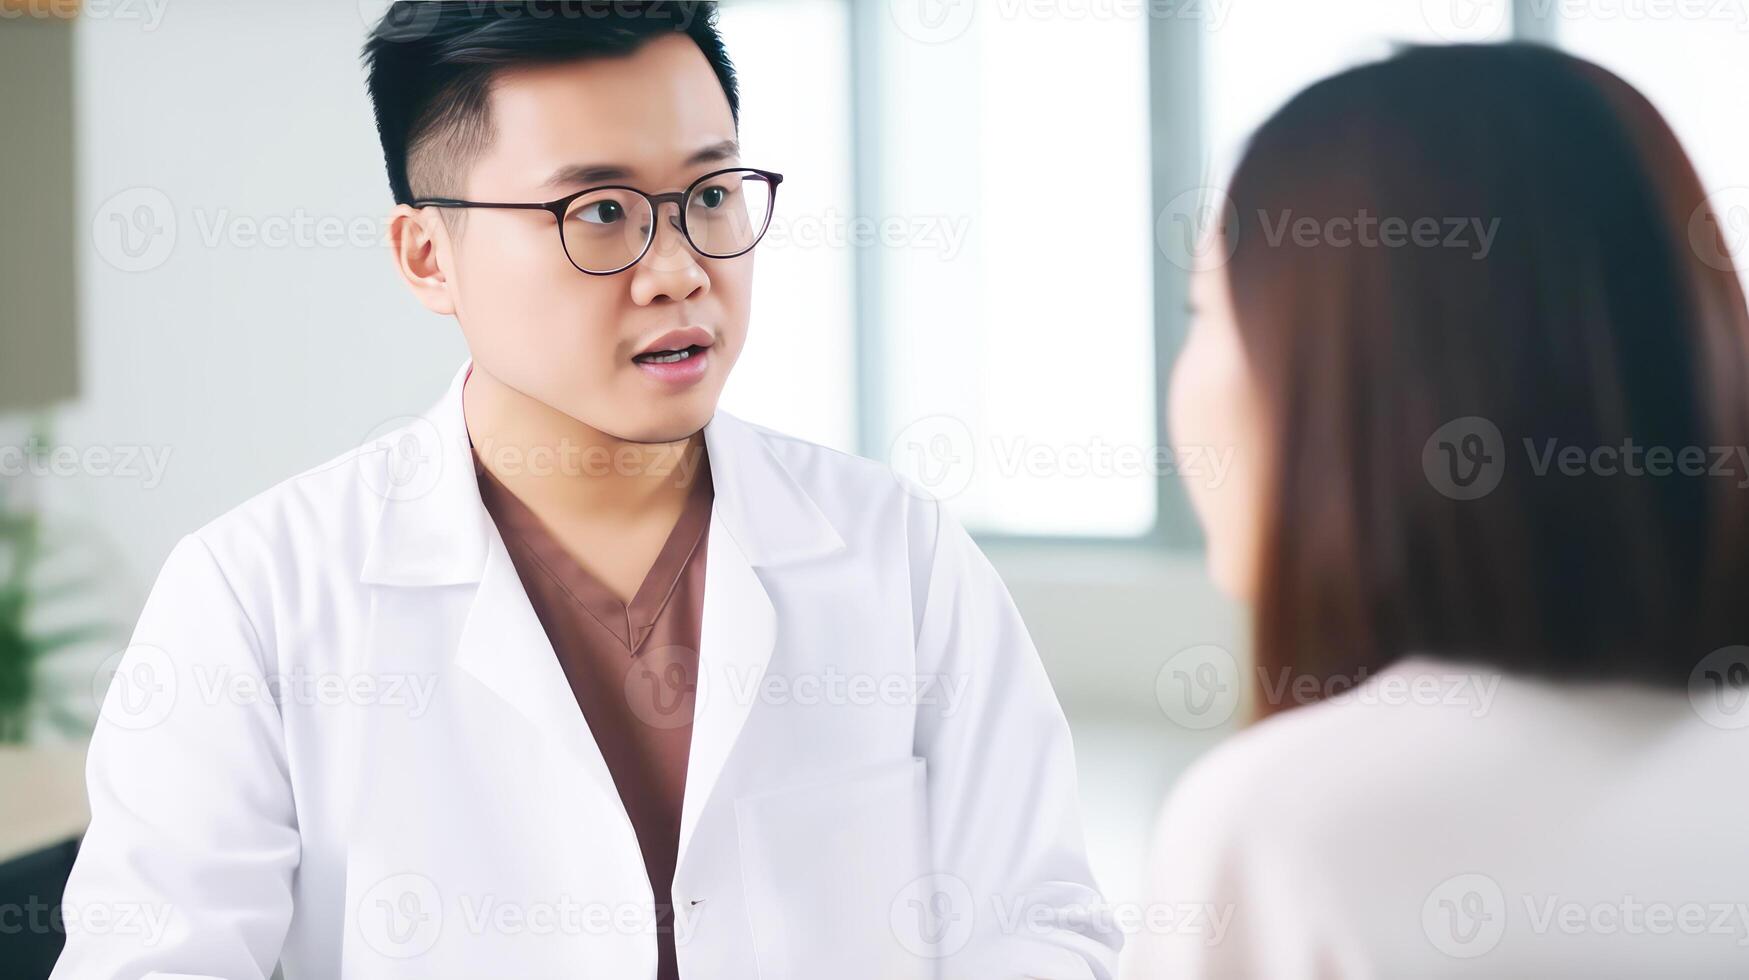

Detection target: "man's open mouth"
[633, 344, 708, 365]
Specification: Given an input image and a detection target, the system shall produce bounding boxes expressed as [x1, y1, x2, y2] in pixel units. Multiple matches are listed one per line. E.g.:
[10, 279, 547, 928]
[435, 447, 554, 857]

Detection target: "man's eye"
[694, 185, 729, 209]
[579, 200, 625, 225]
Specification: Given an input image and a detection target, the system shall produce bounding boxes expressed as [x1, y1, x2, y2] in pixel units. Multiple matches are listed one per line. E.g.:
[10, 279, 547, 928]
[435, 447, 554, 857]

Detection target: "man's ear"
[387, 204, 458, 316]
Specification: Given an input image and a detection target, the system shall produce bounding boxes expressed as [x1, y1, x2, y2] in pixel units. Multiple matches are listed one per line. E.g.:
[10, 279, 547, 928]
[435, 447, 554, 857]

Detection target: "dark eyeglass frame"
[409, 166, 784, 276]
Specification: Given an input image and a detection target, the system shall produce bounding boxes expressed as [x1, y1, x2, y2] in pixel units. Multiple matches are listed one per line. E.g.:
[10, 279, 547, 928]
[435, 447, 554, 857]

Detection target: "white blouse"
[1122, 654, 1749, 978]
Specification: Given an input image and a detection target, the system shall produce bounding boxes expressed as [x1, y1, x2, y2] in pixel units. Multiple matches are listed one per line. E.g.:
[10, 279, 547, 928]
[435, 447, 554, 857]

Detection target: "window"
[868, 4, 1158, 538]
[1201, 1, 1511, 188]
[1551, 8, 1749, 290]
[717, 0, 1550, 542]
[714, 0, 859, 452]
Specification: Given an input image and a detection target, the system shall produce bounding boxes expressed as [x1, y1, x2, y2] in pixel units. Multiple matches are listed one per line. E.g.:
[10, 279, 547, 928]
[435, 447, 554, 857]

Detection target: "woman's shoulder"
[1135, 656, 1749, 975]
[1126, 663, 1479, 974]
[1156, 656, 1552, 842]
[1153, 651, 1724, 863]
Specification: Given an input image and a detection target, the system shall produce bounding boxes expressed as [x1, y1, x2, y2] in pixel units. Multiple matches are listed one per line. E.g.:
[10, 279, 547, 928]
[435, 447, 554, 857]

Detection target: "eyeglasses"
[409, 167, 782, 276]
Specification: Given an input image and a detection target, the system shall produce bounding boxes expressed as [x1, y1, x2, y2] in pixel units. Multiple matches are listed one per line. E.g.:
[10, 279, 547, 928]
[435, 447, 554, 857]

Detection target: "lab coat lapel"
[677, 512, 775, 867]
[451, 529, 620, 800]
[675, 411, 846, 870]
[358, 360, 620, 803]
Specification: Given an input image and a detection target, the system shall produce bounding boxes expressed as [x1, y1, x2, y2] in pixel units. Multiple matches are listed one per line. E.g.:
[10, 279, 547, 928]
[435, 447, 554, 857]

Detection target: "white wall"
[60, 0, 466, 604]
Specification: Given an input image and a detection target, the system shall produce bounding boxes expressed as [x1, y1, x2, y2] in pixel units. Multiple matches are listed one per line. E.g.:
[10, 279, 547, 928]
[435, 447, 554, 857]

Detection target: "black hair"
[361, 1, 738, 206]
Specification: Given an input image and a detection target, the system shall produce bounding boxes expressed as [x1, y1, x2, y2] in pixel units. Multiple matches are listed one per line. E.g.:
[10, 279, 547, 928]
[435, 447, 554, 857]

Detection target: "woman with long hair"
[1131, 43, 1749, 976]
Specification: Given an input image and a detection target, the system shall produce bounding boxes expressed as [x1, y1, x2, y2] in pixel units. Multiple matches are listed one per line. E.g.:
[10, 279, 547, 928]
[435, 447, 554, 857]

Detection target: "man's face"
[442, 34, 751, 443]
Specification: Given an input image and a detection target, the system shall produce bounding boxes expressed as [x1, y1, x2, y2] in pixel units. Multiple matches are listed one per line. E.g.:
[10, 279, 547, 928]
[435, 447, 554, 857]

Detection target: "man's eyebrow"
[683, 138, 741, 167]
[538, 140, 743, 192]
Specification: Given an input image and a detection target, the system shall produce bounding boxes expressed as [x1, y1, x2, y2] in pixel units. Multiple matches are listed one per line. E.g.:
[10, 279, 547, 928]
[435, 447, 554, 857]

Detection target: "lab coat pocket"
[734, 756, 933, 980]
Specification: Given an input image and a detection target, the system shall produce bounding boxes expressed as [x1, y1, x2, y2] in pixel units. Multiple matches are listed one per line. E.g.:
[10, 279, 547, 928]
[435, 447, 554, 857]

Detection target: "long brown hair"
[1222, 43, 1749, 714]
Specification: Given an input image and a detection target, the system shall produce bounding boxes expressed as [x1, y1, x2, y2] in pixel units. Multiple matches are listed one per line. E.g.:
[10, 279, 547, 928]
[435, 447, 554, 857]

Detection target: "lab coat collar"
[360, 359, 845, 586]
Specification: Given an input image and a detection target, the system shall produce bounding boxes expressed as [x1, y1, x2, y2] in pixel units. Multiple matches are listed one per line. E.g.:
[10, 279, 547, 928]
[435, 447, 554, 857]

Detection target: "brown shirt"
[472, 444, 711, 980]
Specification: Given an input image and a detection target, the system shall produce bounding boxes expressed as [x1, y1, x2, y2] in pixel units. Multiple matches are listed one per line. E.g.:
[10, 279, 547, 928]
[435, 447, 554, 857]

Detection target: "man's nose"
[630, 201, 709, 304]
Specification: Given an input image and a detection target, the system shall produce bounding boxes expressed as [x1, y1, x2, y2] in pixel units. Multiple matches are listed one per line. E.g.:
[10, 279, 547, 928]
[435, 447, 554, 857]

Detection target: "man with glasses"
[54, 3, 1118, 979]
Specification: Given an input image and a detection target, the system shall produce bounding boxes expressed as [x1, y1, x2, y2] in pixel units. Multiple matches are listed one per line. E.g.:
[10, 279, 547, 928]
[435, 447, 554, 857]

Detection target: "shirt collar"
[360, 358, 844, 587]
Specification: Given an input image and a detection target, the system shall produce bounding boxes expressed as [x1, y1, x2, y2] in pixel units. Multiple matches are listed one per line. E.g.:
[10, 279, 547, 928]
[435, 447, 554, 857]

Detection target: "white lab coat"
[54, 360, 1119, 980]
